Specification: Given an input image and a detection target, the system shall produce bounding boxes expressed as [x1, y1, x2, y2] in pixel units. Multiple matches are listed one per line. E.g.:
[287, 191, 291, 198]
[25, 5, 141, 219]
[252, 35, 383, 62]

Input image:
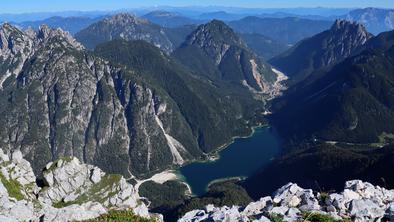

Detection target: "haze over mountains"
[1, 4, 394, 222]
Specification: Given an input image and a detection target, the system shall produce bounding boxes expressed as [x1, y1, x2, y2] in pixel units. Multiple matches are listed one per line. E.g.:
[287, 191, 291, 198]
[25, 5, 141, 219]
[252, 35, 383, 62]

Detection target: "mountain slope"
[0, 23, 268, 180]
[271, 29, 394, 145]
[244, 143, 394, 199]
[0, 23, 206, 178]
[94, 39, 263, 154]
[17, 16, 102, 34]
[0, 149, 156, 221]
[240, 33, 290, 60]
[162, 25, 197, 48]
[243, 28, 394, 205]
[342, 7, 394, 35]
[228, 16, 332, 45]
[173, 20, 283, 97]
[75, 13, 174, 52]
[142, 11, 200, 28]
[270, 20, 372, 82]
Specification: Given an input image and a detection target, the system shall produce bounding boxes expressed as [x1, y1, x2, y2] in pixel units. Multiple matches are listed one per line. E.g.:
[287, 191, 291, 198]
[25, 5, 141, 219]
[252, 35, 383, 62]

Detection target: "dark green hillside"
[173, 20, 278, 93]
[271, 30, 394, 145]
[244, 143, 394, 199]
[244, 26, 394, 202]
[95, 39, 264, 153]
[270, 20, 372, 83]
[240, 33, 290, 60]
[164, 25, 197, 48]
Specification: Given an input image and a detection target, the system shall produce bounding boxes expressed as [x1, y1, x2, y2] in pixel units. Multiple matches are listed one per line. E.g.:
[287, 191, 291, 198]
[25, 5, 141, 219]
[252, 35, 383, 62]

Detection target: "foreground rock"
[179, 180, 394, 222]
[0, 149, 160, 222]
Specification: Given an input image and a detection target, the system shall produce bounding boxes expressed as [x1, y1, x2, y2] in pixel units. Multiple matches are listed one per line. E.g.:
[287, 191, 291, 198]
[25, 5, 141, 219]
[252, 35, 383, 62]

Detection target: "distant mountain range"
[3, 7, 393, 43]
[197, 11, 247, 21]
[141, 10, 201, 28]
[17, 16, 103, 34]
[341, 7, 394, 34]
[228, 17, 333, 45]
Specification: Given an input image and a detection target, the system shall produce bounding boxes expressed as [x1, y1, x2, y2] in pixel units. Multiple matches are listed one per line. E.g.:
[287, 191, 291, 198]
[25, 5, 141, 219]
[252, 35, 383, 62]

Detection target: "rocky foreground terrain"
[0, 148, 160, 222]
[3, 146, 394, 222]
[179, 180, 394, 222]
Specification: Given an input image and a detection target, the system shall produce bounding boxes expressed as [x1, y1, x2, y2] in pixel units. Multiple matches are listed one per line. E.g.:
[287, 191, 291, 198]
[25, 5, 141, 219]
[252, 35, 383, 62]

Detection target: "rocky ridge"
[0, 148, 159, 222]
[75, 13, 174, 52]
[175, 20, 283, 97]
[270, 20, 372, 82]
[179, 180, 394, 222]
[0, 23, 203, 178]
[0, 23, 82, 88]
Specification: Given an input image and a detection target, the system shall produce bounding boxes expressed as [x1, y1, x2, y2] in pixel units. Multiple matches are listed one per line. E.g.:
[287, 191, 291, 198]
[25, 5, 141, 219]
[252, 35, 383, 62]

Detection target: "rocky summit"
[179, 180, 394, 222]
[75, 13, 174, 52]
[174, 20, 285, 97]
[0, 148, 160, 222]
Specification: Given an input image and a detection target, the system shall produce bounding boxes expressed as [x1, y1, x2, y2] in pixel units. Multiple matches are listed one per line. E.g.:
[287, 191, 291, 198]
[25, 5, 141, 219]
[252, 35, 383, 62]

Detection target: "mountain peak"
[271, 20, 372, 82]
[0, 22, 25, 38]
[185, 19, 244, 49]
[331, 19, 367, 33]
[329, 19, 372, 46]
[208, 19, 227, 26]
[37, 24, 84, 49]
[75, 13, 174, 52]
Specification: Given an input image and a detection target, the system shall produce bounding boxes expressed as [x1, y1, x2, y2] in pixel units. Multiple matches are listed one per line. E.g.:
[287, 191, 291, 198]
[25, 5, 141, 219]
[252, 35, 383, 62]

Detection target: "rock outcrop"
[0, 23, 203, 178]
[179, 180, 394, 222]
[0, 148, 159, 222]
[75, 13, 174, 52]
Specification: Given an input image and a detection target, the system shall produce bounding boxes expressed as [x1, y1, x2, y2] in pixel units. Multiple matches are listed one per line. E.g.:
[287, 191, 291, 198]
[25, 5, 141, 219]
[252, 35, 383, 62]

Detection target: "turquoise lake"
[178, 126, 281, 196]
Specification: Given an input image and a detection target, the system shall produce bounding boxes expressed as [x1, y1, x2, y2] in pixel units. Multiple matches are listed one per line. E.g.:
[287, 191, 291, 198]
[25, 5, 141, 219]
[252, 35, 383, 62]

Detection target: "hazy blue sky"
[2, 0, 394, 13]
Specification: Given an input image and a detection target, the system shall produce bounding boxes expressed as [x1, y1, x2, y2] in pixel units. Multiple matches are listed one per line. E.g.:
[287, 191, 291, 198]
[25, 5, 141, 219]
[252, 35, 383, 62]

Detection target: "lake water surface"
[178, 126, 281, 196]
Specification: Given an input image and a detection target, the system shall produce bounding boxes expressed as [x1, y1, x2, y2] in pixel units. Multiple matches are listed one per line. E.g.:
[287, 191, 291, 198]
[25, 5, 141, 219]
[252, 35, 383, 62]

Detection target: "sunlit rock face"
[179, 180, 394, 222]
[0, 23, 199, 178]
[0, 149, 159, 222]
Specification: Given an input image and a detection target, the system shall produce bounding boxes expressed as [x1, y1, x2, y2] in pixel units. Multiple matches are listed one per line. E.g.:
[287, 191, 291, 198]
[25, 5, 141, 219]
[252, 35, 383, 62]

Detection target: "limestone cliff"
[0, 148, 160, 222]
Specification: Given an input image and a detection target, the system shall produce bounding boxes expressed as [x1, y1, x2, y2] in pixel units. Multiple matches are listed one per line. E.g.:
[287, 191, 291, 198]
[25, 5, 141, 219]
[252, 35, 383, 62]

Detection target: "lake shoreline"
[195, 123, 269, 163]
[178, 124, 280, 196]
[136, 124, 274, 197]
[208, 124, 269, 161]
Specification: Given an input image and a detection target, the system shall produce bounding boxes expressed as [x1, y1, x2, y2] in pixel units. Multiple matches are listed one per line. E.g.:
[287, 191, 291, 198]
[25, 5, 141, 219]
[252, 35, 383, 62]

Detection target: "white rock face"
[0, 148, 159, 222]
[39, 202, 107, 222]
[179, 180, 394, 222]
